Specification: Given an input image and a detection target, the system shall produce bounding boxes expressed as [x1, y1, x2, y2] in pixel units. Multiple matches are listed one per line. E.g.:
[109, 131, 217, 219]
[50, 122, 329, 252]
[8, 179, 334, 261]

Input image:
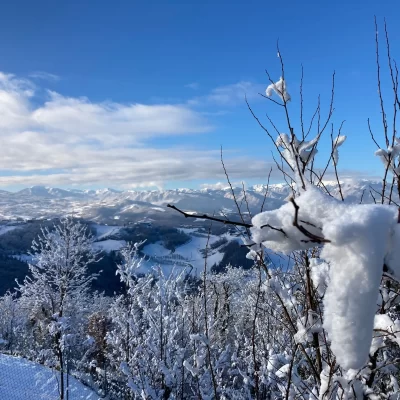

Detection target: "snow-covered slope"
[0, 354, 99, 399]
[140, 233, 228, 276]
[92, 239, 126, 252]
[0, 179, 390, 221]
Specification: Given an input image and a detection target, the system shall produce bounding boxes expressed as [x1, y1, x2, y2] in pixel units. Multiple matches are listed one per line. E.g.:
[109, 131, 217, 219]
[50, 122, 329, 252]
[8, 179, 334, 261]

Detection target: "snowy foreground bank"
[0, 354, 99, 400]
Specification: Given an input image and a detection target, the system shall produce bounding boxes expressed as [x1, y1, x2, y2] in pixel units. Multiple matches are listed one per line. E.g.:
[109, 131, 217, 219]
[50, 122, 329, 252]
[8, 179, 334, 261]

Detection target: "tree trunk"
[58, 344, 64, 400]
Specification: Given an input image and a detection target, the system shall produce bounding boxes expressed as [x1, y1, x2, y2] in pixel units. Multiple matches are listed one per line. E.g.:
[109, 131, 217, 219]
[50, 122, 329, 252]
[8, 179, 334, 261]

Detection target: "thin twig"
[370, 185, 400, 206]
[166, 204, 253, 228]
[300, 65, 305, 140]
[290, 198, 330, 243]
[368, 118, 381, 149]
[246, 95, 294, 173]
[261, 167, 273, 213]
[305, 96, 320, 139]
[260, 223, 288, 237]
[375, 15, 389, 147]
[370, 189, 377, 204]
[241, 181, 252, 219]
[330, 123, 345, 201]
[359, 189, 366, 204]
[259, 92, 284, 107]
[317, 72, 336, 138]
[220, 146, 250, 237]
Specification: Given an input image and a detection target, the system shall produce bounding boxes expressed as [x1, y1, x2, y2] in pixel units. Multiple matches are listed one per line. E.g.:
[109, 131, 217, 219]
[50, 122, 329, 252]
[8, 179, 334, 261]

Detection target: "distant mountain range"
[0, 180, 392, 222]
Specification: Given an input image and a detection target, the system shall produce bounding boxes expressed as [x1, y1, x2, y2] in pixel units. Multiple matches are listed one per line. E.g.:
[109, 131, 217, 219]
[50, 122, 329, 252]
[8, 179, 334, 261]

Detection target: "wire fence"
[0, 352, 126, 400]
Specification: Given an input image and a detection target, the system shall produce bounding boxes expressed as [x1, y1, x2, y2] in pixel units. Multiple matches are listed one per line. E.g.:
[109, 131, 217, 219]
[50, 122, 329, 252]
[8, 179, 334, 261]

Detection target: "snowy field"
[91, 224, 121, 240]
[175, 235, 225, 274]
[92, 239, 126, 252]
[142, 241, 172, 257]
[0, 354, 99, 399]
[135, 258, 191, 277]
[141, 233, 227, 275]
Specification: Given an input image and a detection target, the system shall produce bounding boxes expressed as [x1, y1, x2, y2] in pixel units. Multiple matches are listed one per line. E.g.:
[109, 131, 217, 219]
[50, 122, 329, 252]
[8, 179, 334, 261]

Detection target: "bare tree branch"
[261, 167, 273, 213]
[290, 198, 330, 243]
[166, 204, 253, 228]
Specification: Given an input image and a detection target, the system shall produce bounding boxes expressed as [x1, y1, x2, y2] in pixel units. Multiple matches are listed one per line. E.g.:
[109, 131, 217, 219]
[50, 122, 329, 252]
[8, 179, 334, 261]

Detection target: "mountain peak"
[1, 179, 392, 221]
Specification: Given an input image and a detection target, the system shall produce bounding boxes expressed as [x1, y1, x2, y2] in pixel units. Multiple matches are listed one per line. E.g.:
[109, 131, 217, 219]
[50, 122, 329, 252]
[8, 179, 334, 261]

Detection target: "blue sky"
[0, 0, 399, 190]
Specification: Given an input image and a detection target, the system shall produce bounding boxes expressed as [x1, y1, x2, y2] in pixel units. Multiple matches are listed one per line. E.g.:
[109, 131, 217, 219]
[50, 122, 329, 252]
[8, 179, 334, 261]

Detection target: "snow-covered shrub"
[241, 30, 400, 397]
[14, 218, 102, 399]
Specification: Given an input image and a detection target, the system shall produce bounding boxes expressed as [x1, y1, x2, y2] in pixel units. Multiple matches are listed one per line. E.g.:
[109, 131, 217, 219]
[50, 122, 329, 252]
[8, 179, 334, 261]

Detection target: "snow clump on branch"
[250, 127, 400, 370]
[266, 77, 291, 102]
[375, 137, 400, 175]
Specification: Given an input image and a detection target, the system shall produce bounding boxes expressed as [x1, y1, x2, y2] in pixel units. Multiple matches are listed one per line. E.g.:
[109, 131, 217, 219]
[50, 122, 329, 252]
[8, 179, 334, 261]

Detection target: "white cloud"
[31, 91, 212, 145]
[29, 71, 60, 82]
[0, 72, 371, 190]
[199, 181, 245, 190]
[188, 81, 263, 107]
[0, 146, 273, 188]
[0, 73, 34, 132]
[0, 73, 274, 189]
[185, 82, 199, 90]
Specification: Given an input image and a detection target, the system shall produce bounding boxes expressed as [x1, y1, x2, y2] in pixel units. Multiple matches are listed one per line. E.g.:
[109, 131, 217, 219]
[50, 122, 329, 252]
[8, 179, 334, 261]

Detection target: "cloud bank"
[0, 72, 273, 189]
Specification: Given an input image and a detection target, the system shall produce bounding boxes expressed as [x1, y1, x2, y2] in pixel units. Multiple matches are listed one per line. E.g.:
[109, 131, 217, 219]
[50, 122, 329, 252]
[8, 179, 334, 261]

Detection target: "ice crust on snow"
[251, 185, 399, 369]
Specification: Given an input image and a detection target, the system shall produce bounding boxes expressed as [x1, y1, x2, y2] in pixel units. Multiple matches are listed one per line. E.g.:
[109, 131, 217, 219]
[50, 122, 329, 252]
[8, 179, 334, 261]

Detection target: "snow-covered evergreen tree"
[16, 218, 100, 400]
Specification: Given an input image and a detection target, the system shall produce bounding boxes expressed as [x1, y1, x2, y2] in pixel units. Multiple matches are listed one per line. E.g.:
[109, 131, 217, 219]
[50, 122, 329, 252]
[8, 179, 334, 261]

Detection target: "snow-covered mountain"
[0, 179, 390, 222]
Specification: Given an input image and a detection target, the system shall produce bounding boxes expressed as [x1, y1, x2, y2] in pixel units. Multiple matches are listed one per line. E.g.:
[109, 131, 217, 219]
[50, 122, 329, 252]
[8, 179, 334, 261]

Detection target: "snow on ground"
[151, 207, 165, 212]
[0, 225, 21, 236]
[178, 228, 199, 234]
[91, 224, 121, 240]
[142, 242, 172, 257]
[136, 258, 191, 277]
[172, 235, 224, 274]
[173, 235, 217, 260]
[92, 239, 126, 253]
[138, 234, 226, 276]
[140, 249, 223, 277]
[191, 250, 224, 275]
[0, 354, 99, 399]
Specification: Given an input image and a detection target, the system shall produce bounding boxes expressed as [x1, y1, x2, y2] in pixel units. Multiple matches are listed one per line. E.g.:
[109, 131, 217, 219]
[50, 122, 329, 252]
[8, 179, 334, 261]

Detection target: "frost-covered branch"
[166, 204, 253, 228]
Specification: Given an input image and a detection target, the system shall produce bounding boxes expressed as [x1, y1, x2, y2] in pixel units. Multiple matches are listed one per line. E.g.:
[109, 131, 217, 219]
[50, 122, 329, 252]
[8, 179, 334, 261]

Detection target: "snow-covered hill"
[0, 179, 390, 222]
[0, 354, 99, 399]
[139, 231, 236, 276]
